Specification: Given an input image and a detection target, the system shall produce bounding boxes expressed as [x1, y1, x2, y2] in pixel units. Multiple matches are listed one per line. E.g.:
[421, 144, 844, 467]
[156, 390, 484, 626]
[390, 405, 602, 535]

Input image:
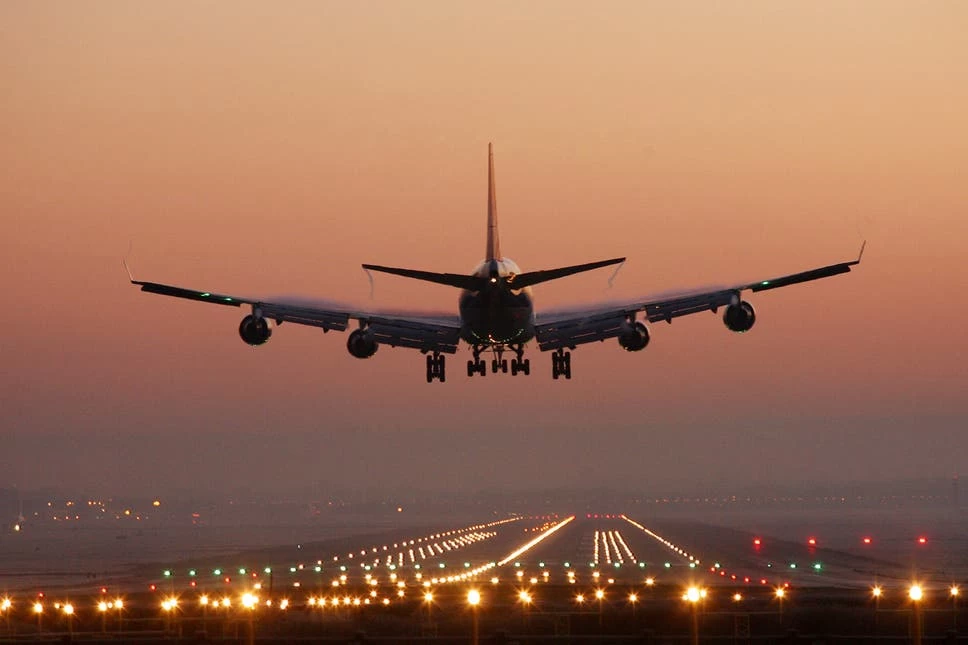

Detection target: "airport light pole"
[685, 587, 702, 645]
[1, 598, 10, 634]
[951, 585, 960, 629]
[33, 602, 43, 633]
[909, 584, 924, 645]
[98, 600, 108, 632]
[63, 603, 74, 638]
[872, 586, 882, 633]
[595, 588, 605, 628]
[466, 589, 481, 645]
[775, 587, 786, 626]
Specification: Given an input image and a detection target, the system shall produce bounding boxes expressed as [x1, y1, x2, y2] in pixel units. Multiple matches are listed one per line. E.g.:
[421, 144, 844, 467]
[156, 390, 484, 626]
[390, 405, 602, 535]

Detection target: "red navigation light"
[807, 537, 817, 546]
[744, 577, 750, 583]
[100, 587, 107, 594]
[149, 584, 156, 592]
[918, 536, 927, 545]
[862, 537, 872, 545]
[37, 592, 45, 598]
[190, 581, 197, 588]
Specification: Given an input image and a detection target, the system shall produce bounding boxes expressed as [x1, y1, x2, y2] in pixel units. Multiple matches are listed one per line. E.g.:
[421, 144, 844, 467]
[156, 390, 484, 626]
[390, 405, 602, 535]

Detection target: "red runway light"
[918, 536, 927, 544]
[862, 537, 872, 545]
[753, 538, 761, 546]
[149, 585, 156, 592]
[807, 537, 817, 546]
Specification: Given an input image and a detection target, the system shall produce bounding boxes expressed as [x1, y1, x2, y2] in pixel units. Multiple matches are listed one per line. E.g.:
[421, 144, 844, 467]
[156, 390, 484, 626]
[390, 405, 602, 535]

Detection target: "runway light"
[775, 588, 786, 599]
[862, 537, 872, 545]
[33, 602, 43, 614]
[909, 585, 923, 601]
[645, 577, 655, 586]
[753, 538, 761, 546]
[918, 536, 928, 545]
[466, 589, 481, 607]
[872, 586, 882, 598]
[950, 586, 960, 597]
[807, 538, 817, 546]
[63, 604, 74, 616]
[628, 593, 638, 603]
[98, 601, 108, 612]
[575, 594, 584, 604]
[733, 593, 743, 602]
[685, 587, 701, 603]
[518, 591, 532, 604]
[595, 589, 605, 600]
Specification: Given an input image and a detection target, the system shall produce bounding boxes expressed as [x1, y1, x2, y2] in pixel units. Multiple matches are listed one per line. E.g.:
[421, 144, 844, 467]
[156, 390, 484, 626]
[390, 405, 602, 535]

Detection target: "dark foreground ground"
[0, 584, 965, 644]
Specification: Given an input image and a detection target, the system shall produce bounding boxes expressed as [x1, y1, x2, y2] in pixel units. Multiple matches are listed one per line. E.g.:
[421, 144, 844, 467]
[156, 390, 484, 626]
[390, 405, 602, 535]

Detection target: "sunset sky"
[2, 2, 966, 496]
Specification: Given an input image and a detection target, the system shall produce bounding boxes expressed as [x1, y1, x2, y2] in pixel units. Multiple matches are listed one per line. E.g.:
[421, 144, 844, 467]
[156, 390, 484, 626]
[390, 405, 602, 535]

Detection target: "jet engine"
[723, 301, 756, 333]
[618, 321, 650, 351]
[347, 328, 378, 358]
[239, 315, 272, 346]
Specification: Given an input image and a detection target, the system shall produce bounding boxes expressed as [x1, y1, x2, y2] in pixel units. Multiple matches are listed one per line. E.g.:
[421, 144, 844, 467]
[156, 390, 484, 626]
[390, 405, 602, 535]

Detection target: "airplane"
[126, 144, 864, 383]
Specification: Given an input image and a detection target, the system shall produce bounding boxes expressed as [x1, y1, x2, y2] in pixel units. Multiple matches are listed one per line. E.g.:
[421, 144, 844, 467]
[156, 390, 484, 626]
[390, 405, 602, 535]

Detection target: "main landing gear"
[426, 352, 446, 383]
[551, 348, 572, 380]
[466, 345, 530, 378]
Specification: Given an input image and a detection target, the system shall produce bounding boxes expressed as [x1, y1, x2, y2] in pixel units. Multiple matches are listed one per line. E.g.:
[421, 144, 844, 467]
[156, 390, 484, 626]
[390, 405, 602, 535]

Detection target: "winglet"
[855, 240, 867, 264]
[122, 258, 135, 283]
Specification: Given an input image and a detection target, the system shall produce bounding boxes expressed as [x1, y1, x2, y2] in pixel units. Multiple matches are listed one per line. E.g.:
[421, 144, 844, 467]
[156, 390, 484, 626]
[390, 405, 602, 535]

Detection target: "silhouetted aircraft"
[127, 144, 863, 382]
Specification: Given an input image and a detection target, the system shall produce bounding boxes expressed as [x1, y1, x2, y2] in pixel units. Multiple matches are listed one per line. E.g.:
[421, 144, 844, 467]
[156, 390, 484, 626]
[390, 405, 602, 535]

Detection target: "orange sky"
[2, 2, 966, 494]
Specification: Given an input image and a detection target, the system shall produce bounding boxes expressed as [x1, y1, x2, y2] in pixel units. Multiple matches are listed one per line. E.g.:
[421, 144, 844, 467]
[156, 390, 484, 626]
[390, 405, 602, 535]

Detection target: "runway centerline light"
[909, 585, 923, 601]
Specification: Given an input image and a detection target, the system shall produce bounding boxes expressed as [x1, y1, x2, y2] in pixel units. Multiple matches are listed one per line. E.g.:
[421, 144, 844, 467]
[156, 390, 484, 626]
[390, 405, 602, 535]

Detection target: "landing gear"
[510, 357, 530, 376]
[551, 349, 572, 380]
[467, 344, 529, 377]
[426, 353, 446, 383]
[510, 344, 529, 376]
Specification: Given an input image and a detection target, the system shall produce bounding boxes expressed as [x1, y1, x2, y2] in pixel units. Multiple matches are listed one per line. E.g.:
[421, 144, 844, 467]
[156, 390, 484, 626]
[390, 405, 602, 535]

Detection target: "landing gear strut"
[551, 348, 572, 380]
[426, 352, 446, 383]
[467, 344, 530, 377]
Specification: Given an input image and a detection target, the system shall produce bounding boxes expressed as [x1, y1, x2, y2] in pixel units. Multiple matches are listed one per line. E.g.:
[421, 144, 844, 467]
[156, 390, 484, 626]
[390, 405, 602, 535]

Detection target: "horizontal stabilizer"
[511, 257, 626, 289]
[362, 264, 485, 291]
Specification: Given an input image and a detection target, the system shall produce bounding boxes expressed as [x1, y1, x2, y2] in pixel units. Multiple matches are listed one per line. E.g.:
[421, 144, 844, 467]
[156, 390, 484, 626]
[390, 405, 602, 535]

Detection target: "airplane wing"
[128, 276, 463, 354]
[534, 243, 865, 352]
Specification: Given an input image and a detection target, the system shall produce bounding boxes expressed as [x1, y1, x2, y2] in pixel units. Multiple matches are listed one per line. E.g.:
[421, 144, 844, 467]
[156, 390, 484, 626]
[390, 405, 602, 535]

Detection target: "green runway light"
[340, 566, 346, 572]
[414, 564, 421, 569]
[790, 563, 797, 569]
[639, 563, 645, 568]
[514, 562, 521, 567]
[813, 563, 822, 571]
[614, 563, 621, 568]
[464, 562, 470, 568]
[564, 562, 570, 568]
[314, 566, 321, 573]
[213, 569, 221, 576]
[289, 567, 296, 573]
[239, 568, 246, 575]
[163, 570, 171, 577]
[714, 563, 720, 569]
[438, 563, 445, 569]
[188, 570, 196, 577]
[664, 562, 671, 568]
[689, 563, 696, 568]
[539, 562, 545, 568]
[264, 568, 271, 574]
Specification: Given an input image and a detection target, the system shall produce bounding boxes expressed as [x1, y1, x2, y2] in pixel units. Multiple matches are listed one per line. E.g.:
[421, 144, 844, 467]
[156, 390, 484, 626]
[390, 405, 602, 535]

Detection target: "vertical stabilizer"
[486, 143, 501, 260]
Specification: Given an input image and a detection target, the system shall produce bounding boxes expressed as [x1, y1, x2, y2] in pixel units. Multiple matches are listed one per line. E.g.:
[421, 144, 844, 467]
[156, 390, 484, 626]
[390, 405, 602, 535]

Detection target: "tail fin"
[486, 143, 501, 261]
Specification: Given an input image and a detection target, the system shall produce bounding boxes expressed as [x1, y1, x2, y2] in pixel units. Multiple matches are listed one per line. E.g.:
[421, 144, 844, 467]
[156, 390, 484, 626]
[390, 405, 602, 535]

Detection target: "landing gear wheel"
[552, 350, 571, 380]
[467, 360, 476, 377]
[500, 359, 508, 373]
[426, 353, 446, 383]
[510, 358, 531, 376]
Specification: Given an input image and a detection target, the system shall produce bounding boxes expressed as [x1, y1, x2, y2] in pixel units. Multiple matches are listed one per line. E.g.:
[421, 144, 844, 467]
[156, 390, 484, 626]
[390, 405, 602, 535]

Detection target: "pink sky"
[2, 2, 966, 494]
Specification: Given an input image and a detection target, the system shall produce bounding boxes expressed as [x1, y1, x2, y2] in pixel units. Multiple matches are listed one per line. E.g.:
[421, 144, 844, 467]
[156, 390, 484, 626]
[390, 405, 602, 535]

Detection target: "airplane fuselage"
[458, 258, 535, 346]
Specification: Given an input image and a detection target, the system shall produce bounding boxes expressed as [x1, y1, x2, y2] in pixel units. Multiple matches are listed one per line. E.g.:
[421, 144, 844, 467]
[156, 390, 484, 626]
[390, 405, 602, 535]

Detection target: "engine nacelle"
[723, 301, 756, 333]
[239, 315, 271, 346]
[618, 321, 651, 352]
[347, 328, 378, 359]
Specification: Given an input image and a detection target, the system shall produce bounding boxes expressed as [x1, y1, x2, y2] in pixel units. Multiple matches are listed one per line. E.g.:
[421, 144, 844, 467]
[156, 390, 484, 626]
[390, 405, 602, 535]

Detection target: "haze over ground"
[2, 2, 966, 497]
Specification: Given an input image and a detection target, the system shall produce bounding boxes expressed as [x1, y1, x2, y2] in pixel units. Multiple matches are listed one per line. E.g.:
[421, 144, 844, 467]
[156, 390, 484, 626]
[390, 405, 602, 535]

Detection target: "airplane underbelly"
[459, 289, 534, 345]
